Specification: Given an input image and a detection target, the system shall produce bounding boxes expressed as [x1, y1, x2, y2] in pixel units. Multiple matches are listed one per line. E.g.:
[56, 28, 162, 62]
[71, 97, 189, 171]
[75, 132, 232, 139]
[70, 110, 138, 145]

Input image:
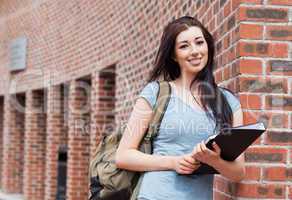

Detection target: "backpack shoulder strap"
[130, 81, 171, 200]
[144, 81, 171, 141]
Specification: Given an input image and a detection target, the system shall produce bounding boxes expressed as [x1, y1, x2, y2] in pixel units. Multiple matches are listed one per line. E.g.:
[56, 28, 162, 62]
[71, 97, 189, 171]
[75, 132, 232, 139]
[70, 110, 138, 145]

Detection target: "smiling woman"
[173, 26, 209, 77]
[116, 16, 245, 200]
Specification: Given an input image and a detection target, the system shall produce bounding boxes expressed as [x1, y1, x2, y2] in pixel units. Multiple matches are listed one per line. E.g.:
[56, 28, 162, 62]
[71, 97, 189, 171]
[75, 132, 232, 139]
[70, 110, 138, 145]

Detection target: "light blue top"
[137, 81, 241, 200]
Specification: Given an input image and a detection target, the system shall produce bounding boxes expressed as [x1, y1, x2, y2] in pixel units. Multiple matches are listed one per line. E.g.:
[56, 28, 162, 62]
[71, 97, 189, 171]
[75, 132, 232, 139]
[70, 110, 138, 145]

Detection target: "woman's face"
[173, 26, 208, 76]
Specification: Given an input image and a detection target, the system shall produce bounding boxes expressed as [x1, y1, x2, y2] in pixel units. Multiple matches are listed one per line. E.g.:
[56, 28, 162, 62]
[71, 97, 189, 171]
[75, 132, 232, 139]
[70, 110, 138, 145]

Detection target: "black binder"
[193, 122, 266, 175]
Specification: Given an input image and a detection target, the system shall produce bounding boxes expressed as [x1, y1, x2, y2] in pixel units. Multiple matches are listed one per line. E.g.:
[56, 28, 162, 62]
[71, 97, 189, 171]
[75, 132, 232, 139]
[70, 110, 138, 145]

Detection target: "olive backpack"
[88, 81, 171, 200]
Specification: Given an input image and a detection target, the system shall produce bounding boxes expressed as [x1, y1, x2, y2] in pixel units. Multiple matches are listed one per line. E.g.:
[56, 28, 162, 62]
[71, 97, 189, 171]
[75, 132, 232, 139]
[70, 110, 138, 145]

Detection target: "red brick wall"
[0, 0, 291, 199]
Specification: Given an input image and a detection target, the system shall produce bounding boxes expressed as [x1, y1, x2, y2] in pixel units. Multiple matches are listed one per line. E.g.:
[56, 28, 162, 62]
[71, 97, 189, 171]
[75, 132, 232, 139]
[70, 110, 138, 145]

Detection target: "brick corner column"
[214, 0, 292, 199]
[1, 94, 24, 193]
[23, 90, 46, 200]
[67, 80, 90, 200]
[90, 72, 100, 160]
[0, 97, 4, 188]
[44, 85, 66, 200]
[90, 69, 116, 160]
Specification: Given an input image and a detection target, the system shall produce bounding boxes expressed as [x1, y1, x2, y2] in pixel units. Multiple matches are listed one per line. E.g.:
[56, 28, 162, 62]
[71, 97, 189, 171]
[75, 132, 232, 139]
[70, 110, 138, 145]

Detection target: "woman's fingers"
[179, 158, 197, 170]
[212, 142, 221, 154]
[179, 163, 201, 174]
[201, 141, 207, 152]
[196, 142, 201, 155]
[200, 141, 216, 155]
[174, 154, 203, 174]
[184, 154, 199, 165]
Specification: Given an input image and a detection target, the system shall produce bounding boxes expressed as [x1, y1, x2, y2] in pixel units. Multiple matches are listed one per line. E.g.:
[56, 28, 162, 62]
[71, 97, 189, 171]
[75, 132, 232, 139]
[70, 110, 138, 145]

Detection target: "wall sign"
[9, 36, 27, 71]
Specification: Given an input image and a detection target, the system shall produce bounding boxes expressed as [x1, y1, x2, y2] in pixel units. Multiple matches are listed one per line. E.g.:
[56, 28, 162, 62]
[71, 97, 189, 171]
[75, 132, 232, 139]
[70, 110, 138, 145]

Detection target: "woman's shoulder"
[140, 81, 160, 96]
[218, 87, 241, 113]
[218, 87, 236, 97]
[138, 81, 160, 109]
[142, 81, 159, 90]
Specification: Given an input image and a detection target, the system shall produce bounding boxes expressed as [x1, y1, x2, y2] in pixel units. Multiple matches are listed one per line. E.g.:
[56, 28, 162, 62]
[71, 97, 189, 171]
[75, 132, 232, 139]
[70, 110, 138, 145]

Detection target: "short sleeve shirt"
[137, 81, 241, 200]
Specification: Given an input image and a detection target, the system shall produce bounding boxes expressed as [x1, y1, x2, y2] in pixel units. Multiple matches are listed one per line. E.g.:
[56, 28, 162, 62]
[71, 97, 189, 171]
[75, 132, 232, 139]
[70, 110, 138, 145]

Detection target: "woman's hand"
[172, 154, 201, 174]
[192, 141, 222, 166]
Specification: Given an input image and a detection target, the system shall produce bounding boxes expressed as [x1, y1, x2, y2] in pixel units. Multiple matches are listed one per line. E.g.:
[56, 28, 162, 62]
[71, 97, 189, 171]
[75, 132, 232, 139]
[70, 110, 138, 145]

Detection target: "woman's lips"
[188, 58, 201, 65]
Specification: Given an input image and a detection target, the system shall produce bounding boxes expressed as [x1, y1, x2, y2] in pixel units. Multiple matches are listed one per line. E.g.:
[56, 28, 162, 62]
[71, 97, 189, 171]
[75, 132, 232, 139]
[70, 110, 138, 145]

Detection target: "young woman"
[116, 16, 245, 200]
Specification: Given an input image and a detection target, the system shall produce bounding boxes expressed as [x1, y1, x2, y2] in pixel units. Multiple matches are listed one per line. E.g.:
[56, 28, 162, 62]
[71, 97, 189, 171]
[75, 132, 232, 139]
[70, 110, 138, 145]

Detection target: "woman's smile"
[188, 58, 201, 66]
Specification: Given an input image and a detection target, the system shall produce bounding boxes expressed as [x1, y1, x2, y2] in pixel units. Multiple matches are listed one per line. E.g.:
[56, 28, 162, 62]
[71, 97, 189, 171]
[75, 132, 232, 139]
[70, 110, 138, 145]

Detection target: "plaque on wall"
[9, 36, 27, 71]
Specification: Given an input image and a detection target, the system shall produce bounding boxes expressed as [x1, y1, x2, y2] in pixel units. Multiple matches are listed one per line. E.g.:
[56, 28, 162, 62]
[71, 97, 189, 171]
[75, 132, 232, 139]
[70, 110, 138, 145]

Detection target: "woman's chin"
[187, 65, 204, 73]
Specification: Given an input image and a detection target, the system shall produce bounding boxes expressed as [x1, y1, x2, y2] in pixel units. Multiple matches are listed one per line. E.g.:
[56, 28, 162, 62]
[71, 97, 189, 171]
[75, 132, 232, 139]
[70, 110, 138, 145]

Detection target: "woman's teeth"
[189, 59, 201, 65]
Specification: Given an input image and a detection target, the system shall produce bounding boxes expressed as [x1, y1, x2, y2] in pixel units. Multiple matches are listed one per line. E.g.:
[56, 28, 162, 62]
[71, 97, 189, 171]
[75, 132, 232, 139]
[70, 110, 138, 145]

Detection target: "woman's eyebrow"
[178, 36, 204, 44]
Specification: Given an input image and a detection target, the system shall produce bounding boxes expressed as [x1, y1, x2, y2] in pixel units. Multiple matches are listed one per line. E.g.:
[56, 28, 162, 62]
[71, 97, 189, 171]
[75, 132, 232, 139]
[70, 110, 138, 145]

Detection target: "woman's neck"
[173, 74, 196, 90]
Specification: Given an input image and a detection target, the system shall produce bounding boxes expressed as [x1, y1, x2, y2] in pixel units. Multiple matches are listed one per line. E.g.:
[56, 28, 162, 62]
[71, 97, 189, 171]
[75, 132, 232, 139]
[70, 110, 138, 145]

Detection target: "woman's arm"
[192, 108, 246, 182]
[115, 98, 200, 174]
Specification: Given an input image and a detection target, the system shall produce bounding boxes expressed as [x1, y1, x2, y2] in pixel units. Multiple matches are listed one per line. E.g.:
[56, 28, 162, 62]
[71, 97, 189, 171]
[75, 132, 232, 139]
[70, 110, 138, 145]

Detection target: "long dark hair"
[148, 16, 233, 131]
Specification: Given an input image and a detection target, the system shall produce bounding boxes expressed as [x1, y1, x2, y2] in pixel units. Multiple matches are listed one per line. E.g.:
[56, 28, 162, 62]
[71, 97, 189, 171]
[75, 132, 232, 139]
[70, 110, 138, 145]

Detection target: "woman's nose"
[190, 44, 199, 55]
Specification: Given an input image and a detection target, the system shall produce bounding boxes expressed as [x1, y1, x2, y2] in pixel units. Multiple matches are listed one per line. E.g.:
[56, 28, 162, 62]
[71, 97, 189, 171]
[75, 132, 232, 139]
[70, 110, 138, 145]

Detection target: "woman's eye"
[197, 41, 204, 45]
[179, 45, 188, 49]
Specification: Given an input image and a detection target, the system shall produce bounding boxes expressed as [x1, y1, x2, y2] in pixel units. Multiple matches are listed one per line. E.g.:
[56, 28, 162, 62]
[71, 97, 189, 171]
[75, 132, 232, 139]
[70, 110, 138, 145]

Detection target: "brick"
[237, 41, 288, 58]
[232, 0, 262, 10]
[214, 176, 236, 195]
[241, 0, 262, 3]
[245, 166, 261, 181]
[267, 0, 292, 6]
[215, 70, 223, 83]
[243, 110, 260, 125]
[227, 15, 236, 31]
[265, 131, 292, 145]
[266, 112, 289, 128]
[239, 77, 288, 93]
[232, 26, 240, 43]
[272, 43, 289, 58]
[238, 59, 263, 74]
[267, 60, 292, 76]
[231, 61, 240, 77]
[235, 183, 285, 198]
[266, 26, 292, 41]
[232, 0, 241, 10]
[265, 95, 292, 111]
[223, 1, 231, 18]
[263, 166, 292, 181]
[213, 1, 220, 15]
[239, 7, 288, 22]
[223, 66, 231, 80]
[239, 94, 262, 109]
[245, 147, 287, 163]
[241, 111, 288, 129]
[239, 23, 263, 39]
